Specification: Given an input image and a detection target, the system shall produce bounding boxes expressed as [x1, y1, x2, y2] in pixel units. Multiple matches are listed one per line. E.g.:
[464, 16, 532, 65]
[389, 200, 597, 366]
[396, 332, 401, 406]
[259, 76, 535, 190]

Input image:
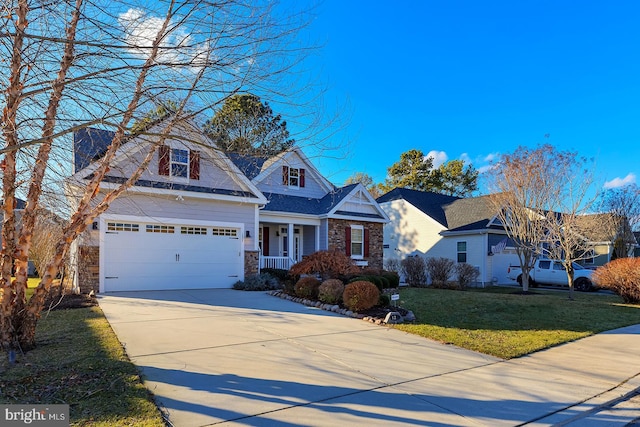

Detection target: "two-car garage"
[100, 217, 244, 292]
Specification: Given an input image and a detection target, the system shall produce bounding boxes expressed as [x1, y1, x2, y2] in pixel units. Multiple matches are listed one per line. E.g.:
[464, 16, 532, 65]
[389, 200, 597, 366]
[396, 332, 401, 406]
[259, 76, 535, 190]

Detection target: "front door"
[280, 228, 301, 262]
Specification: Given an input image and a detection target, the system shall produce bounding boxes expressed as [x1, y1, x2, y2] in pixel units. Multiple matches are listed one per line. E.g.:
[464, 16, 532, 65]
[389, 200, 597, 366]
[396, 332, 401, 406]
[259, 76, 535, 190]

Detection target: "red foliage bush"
[593, 258, 640, 304]
[318, 279, 344, 304]
[342, 281, 380, 312]
[289, 250, 358, 280]
[294, 277, 321, 299]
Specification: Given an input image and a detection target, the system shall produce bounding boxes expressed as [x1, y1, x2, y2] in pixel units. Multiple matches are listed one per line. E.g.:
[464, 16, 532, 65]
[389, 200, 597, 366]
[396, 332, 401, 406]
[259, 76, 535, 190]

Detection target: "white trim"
[327, 183, 390, 222]
[350, 224, 365, 259]
[96, 181, 267, 204]
[260, 212, 321, 225]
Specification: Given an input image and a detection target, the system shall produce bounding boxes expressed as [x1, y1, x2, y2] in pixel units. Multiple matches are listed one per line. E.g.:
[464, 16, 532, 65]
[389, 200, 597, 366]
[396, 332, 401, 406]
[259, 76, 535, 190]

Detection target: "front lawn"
[395, 286, 640, 359]
[0, 306, 165, 426]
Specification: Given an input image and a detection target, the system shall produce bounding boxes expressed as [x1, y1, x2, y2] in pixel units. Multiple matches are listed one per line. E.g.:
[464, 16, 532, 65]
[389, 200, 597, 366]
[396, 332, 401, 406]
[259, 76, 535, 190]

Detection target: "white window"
[287, 167, 300, 187]
[351, 226, 364, 259]
[457, 241, 467, 263]
[181, 226, 207, 235]
[211, 228, 238, 237]
[171, 148, 189, 178]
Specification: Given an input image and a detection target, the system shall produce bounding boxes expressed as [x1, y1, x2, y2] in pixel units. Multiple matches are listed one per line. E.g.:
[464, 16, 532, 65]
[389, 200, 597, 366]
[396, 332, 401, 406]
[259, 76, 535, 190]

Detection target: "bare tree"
[29, 210, 65, 280]
[599, 184, 640, 258]
[0, 0, 314, 353]
[487, 145, 565, 292]
[542, 150, 600, 300]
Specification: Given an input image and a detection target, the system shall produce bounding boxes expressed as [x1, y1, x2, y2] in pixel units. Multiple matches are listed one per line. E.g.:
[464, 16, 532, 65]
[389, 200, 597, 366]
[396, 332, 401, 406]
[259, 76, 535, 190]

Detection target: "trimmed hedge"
[343, 281, 380, 312]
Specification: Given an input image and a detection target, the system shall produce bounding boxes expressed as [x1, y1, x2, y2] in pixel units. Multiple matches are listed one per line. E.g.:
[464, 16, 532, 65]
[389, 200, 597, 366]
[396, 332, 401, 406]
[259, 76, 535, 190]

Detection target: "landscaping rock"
[383, 312, 403, 324]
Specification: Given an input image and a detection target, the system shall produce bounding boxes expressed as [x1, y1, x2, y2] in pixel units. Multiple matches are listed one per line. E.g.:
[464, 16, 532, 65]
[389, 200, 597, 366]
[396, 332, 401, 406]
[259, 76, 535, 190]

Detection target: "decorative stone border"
[267, 290, 416, 325]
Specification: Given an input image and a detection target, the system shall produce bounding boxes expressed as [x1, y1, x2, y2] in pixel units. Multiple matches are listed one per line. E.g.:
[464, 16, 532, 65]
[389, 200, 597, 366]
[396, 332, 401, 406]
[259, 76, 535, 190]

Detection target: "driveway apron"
[98, 289, 640, 427]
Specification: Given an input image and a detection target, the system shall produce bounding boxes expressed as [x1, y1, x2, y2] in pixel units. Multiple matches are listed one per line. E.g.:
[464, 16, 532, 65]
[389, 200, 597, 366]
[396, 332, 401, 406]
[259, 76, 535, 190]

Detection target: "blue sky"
[297, 0, 640, 193]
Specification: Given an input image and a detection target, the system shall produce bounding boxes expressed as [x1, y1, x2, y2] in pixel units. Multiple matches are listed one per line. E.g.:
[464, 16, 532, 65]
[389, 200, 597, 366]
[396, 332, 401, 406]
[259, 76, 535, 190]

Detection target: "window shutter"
[189, 150, 200, 180]
[345, 227, 351, 256]
[300, 168, 306, 187]
[364, 228, 370, 257]
[158, 145, 170, 176]
[263, 227, 270, 255]
[282, 166, 289, 185]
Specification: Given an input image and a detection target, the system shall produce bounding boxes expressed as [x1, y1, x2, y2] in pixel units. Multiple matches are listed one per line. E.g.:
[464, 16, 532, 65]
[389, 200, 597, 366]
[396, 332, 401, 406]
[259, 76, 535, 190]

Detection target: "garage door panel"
[103, 220, 243, 292]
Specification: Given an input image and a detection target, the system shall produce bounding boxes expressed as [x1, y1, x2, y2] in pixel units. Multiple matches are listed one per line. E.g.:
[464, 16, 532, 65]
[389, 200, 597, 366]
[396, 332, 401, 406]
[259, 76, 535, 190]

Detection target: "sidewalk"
[98, 289, 640, 426]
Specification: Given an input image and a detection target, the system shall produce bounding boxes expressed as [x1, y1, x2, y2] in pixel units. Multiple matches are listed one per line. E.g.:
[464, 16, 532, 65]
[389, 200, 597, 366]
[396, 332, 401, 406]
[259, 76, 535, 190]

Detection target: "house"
[378, 188, 521, 285]
[68, 121, 388, 293]
[378, 188, 632, 285]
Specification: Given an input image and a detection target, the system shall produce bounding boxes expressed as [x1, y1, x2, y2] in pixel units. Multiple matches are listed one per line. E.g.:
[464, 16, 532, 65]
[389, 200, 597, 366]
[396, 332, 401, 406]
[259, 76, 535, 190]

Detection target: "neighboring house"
[68, 121, 388, 293]
[378, 188, 633, 285]
[377, 188, 518, 285]
[572, 213, 635, 267]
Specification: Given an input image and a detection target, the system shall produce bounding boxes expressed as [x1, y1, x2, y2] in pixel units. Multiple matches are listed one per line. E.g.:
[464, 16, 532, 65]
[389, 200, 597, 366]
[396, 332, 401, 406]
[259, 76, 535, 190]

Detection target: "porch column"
[288, 223, 294, 262]
[315, 225, 320, 252]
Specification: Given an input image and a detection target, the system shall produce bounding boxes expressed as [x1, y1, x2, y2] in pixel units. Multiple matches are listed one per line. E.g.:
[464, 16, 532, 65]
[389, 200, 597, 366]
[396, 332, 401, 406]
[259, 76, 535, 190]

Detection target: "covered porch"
[259, 220, 322, 270]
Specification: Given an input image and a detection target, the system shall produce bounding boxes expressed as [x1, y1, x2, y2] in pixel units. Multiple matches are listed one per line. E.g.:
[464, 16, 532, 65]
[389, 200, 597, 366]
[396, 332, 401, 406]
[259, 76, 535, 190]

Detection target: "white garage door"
[102, 220, 243, 292]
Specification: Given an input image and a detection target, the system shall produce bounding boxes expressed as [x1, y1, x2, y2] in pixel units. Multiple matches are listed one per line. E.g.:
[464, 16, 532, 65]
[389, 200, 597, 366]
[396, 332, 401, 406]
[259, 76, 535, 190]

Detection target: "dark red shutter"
[345, 227, 351, 256]
[300, 168, 306, 187]
[189, 150, 200, 180]
[158, 145, 170, 176]
[364, 228, 370, 257]
[263, 227, 270, 256]
[282, 166, 289, 185]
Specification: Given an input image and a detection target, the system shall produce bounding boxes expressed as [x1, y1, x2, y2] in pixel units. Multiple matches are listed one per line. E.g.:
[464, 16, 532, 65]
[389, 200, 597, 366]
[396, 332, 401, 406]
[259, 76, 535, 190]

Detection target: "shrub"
[294, 276, 321, 299]
[261, 268, 290, 283]
[455, 263, 479, 290]
[318, 279, 344, 304]
[382, 271, 400, 288]
[426, 257, 455, 287]
[384, 258, 401, 273]
[378, 294, 391, 306]
[401, 256, 427, 286]
[593, 258, 640, 304]
[233, 273, 281, 291]
[349, 275, 383, 291]
[289, 250, 358, 280]
[342, 281, 380, 312]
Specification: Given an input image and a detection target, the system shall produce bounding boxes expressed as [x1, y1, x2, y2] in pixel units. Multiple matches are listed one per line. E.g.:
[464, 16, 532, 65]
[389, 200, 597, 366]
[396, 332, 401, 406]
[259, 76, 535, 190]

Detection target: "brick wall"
[245, 250, 259, 277]
[327, 219, 384, 270]
[78, 245, 99, 294]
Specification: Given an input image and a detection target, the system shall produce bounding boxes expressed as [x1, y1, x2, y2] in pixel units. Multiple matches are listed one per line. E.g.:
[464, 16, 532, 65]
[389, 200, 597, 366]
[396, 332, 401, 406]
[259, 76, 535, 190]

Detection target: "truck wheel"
[575, 278, 592, 292]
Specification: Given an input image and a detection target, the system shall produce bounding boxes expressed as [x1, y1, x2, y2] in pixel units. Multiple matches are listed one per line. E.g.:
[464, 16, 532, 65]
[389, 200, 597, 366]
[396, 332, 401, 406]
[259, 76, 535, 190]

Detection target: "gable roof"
[227, 153, 269, 180]
[377, 188, 460, 227]
[73, 128, 114, 173]
[443, 195, 500, 231]
[70, 121, 266, 203]
[262, 183, 387, 221]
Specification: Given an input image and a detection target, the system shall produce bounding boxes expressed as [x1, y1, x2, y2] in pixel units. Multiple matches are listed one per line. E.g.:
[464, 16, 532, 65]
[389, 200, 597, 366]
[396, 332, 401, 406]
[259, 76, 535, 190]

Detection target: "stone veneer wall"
[245, 250, 259, 277]
[78, 245, 100, 294]
[327, 219, 384, 270]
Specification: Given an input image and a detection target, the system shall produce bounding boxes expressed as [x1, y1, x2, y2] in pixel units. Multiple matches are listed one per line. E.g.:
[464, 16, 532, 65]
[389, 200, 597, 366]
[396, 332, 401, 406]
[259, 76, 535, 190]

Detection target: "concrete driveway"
[98, 289, 640, 426]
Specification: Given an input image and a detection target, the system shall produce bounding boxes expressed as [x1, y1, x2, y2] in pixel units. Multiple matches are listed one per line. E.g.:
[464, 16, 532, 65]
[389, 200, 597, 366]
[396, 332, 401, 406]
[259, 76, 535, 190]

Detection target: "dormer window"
[158, 145, 200, 180]
[282, 166, 305, 188]
[171, 149, 189, 178]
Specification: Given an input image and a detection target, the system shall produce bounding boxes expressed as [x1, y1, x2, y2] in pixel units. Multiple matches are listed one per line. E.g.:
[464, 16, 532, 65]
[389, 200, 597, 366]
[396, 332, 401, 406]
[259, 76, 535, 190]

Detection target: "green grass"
[394, 286, 640, 359]
[0, 307, 166, 426]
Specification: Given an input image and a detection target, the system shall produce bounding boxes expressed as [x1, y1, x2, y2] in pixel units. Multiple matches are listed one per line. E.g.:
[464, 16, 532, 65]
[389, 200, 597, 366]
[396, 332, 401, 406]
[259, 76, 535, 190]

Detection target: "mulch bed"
[43, 293, 98, 310]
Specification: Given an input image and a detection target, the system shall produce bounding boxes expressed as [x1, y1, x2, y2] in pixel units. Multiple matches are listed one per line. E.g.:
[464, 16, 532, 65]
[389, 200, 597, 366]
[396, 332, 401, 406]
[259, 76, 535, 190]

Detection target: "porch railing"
[260, 256, 295, 270]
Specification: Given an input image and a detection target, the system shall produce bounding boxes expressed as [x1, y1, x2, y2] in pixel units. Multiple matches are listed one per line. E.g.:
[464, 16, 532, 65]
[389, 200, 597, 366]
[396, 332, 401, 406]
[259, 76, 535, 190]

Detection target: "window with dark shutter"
[345, 226, 351, 256]
[364, 228, 370, 257]
[189, 150, 200, 180]
[300, 168, 306, 187]
[158, 145, 170, 176]
[282, 166, 289, 185]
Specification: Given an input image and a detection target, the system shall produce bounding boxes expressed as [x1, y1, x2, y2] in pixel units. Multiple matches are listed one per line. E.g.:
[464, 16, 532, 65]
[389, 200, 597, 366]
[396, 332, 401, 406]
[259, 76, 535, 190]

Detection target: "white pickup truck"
[507, 259, 596, 291]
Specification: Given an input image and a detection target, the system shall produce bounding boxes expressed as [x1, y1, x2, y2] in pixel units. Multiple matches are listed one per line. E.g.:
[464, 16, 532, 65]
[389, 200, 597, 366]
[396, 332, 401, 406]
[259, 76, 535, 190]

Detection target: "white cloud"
[118, 8, 209, 70]
[604, 173, 637, 189]
[460, 153, 472, 164]
[425, 150, 448, 168]
[483, 152, 500, 163]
